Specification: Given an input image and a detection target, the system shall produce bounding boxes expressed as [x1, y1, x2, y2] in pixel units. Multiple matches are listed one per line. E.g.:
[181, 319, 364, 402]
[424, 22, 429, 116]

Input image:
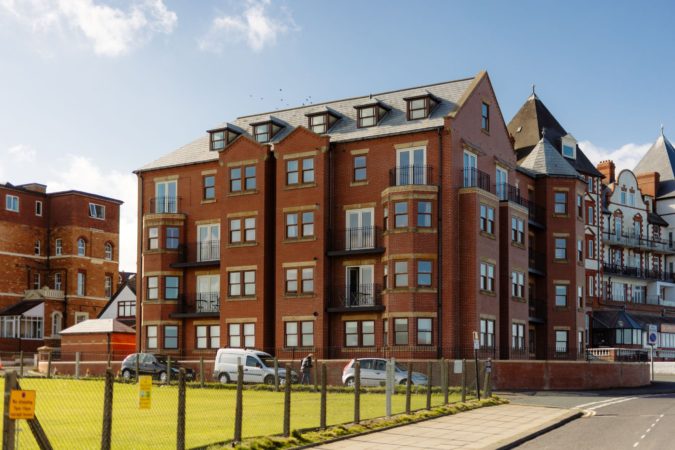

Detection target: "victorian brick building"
[0, 182, 122, 351]
[137, 71, 549, 360]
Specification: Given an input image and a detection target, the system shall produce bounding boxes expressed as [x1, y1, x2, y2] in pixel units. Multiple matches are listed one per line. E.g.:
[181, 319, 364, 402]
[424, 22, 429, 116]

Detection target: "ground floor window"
[0, 316, 43, 339]
[285, 321, 314, 348]
[417, 318, 432, 345]
[661, 332, 675, 348]
[480, 318, 495, 349]
[164, 325, 178, 349]
[196, 325, 220, 349]
[228, 323, 254, 348]
[344, 320, 375, 347]
[512, 323, 525, 350]
[394, 318, 408, 345]
[147, 325, 157, 349]
[555, 330, 568, 353]
[615, 328, 642, 345]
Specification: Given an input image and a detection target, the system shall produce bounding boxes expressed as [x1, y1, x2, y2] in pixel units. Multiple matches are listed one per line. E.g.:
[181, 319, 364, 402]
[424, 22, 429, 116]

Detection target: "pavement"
[312, 404, 580, 450]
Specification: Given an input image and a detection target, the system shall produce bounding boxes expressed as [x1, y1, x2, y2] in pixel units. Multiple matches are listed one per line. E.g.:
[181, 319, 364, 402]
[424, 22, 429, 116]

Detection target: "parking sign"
[647, 324, 658, 346]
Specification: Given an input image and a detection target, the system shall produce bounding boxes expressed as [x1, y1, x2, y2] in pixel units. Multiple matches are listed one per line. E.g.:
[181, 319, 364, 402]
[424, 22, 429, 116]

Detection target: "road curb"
[487, 409, 583, 450]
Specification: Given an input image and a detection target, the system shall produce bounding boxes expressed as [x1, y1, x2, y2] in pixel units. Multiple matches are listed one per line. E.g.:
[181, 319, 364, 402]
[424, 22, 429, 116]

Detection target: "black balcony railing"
[196, 292, 220, 313]
[150, 196, 181, 214]
[389, 165, 433, 186]
[329, 284, 382, 309]
[528, 249, 546, 275]
[329, 227, 383, 253]
[523, 199, 545, 226]
[495, 183, 523, 203]
[461, 167, 492, 193]
[528, 297, 546, 320]
[603, 263, 675, 282]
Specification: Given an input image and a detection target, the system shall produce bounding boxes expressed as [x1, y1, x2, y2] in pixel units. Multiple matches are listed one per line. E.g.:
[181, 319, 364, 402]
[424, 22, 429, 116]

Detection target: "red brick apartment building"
[0, 182, 122, 352]
[135, 72, 598, 361]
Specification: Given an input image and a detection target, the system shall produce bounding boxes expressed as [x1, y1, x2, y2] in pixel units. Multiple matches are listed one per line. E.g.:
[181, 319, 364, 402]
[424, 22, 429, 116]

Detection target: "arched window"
[104, 243, 113, 260]
[77, 238, 86, 256]
[51, 311, 63, 336]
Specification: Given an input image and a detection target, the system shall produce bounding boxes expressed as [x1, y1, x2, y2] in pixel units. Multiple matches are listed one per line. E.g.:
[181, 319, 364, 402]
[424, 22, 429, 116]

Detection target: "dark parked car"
[120, 353, 195, 382]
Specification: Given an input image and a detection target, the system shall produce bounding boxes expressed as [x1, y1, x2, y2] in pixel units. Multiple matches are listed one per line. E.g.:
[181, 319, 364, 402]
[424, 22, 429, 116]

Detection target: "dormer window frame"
[404, 94, 439, 121]
[208, 126, 240, 151]
[561, 134, 577, 160]
[354, 101, 389, 129]
[251, 119, 283, 144]
[306, 110, 340, 134]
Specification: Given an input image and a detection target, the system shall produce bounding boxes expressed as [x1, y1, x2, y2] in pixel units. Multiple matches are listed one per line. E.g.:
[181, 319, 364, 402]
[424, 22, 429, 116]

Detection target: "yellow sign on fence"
[9, 389, 36, 420]
[139, 376, 152, 409]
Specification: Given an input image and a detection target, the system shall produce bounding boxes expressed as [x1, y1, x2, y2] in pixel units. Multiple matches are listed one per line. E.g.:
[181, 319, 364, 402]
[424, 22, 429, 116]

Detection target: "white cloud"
[579, 140, 652, 174]
[6, 144, 37, 163]
[0, 0, 177, 56]
[199, 0, 297, 53]
[1, 146, 137, 271]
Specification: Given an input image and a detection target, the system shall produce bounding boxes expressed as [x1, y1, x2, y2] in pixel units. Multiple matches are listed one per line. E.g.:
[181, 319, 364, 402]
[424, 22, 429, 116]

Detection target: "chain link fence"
[0, 353, 490, 449]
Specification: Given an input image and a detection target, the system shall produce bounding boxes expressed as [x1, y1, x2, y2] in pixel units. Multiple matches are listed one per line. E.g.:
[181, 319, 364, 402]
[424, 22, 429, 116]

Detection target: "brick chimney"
[637, 172, 660, 199]
[597, 160, 616, 183]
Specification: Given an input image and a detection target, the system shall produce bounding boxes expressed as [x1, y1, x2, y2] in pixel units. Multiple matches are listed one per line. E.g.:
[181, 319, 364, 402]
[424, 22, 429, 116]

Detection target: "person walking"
[300, 353, 313, 385]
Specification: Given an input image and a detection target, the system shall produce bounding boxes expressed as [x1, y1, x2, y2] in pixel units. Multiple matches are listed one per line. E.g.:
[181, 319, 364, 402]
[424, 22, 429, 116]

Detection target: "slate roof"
[518, 137, 581, 178]
[138, 76, 478, 172]
[508, 94, 603, 178]
[634, 131, 675, 198]
[60, 318, 136, 335]
[0, 301, 42, 317]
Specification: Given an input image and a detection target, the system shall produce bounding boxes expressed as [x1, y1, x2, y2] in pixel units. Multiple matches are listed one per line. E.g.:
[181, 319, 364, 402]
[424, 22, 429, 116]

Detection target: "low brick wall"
[491, 360, 650, 390]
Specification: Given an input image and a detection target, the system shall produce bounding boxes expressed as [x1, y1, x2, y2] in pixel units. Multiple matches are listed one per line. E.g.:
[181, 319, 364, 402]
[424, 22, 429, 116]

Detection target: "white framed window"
[54, 273, 62, 291]
[35, 201, 42, 216]
[462, 151, 478, 187]
[345, 208, 374, 250]
[345, 265, 374, 306]
[480, 263, 495, 292]
[104, 243, 113, 260]
[561, 134, 576, 159]
[512, 323, 525, 350]
[51, 312, 62, 337]
[511, 271, 524, 298]
[480, 318, 495, 348]
[147, 325, 158, 349]
[55, 239, 63, 256]
[197, 325, 220, 349]
[77, 238, 86, 256]
[588, 275, 595, 297]
[197, 223, 220, 261]
[495, 166, 508, 200]
[74, 312, 89, 324]
[555, 330, 569, 353]
[5, 195, 19, 212]
[396, 147, 426, 185]
[76, 272, 86, 296]
[155, 180, 177, 213]
[88, 203, 105, 219]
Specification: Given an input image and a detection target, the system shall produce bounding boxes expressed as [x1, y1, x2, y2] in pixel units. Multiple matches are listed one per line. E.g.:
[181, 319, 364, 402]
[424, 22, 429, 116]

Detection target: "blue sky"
[1, 0, 674, 271]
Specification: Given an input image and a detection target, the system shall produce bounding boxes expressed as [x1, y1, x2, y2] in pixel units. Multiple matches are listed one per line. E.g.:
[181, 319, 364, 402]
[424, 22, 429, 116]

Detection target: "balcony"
[171, 240, 220, 268]
[170, 293, 220, 318]
[602, 263, 675, 282]
[461, 167, 492, 193]
[327, 227, 385, 256]
[326, 284, 384, 313]
[389, 165, 434, 186]
[528, 249, 545, 276]
[646, 295, 675, 307]
[528, 297, 546, 323]
[149, 196, 181, 214]
[496, 183, 523, 203]
[524, 199, 545, 228]
[602, 231, 640, 249]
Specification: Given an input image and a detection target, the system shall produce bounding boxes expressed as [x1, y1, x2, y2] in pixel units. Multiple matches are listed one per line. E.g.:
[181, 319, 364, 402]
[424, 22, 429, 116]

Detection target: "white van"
[213, 348, 298, 384]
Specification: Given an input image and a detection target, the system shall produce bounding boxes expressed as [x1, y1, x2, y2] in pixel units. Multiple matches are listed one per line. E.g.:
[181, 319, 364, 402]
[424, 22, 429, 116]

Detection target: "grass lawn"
[2, 378, 463, 449]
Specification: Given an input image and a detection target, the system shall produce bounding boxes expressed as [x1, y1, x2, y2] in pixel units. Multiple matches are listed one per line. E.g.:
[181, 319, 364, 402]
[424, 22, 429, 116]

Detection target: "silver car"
[341, 358, 428, 386]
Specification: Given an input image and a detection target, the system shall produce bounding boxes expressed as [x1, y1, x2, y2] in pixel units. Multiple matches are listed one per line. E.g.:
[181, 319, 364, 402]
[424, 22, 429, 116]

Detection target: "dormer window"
[208, 126, 240, 151]
[405, 94, 439, 120]
[251, 119, 283, 143]
[354, 100, 389, 128]
[561, 134, 577, 159]
[306, 110, 340, 134]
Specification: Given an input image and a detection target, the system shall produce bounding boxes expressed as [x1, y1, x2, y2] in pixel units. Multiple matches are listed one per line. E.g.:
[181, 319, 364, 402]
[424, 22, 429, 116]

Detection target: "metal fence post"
[135, 354, 140, 382]
[107, 352, 112, 370]
[442, 358, 449, 405]
[199, 356, 205, 388]
[313, 359, 318, 392]
[426, 361, 432, 410]
[234, 364, 244, 443]
[3, 370, 17, 449]
[101, 369, 114, 450]
[385, 359, 393, 418]
[274, 358, 280, 392]
[75, 352, 80, 379]
[461, 359, 467, 403]
[167, 355, 172, 385]
[354, 361, 360, 424]
[19, 351, 24, 378]
[320, 363, 327, 430]
[177, 368, 186, 450]
[47, 351, 52, 379]
[405, 362, 412, 414]
[283, 363, 291, 437]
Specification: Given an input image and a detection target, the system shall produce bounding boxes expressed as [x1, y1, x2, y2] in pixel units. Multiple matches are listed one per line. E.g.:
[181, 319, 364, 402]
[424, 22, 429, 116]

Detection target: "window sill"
[480, 290, 496, 297]
[480, 128, 490, 136]
[284, 293, 315, 299]
[350, 180, 369, 187]
[227, 190, 258, 197]
[228, 242, 258, 248]
[511, 296, 526, 303]
[553, 259, 569, 264]
[553, 213, 569, 219]
[480, 231, 496, 240]
[201, 199, 217, 204]
[511, 242, 525, 250]
[226, 296, 257, 301]
[284, 183, 317, 191]
[282, 237, 317, 244]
